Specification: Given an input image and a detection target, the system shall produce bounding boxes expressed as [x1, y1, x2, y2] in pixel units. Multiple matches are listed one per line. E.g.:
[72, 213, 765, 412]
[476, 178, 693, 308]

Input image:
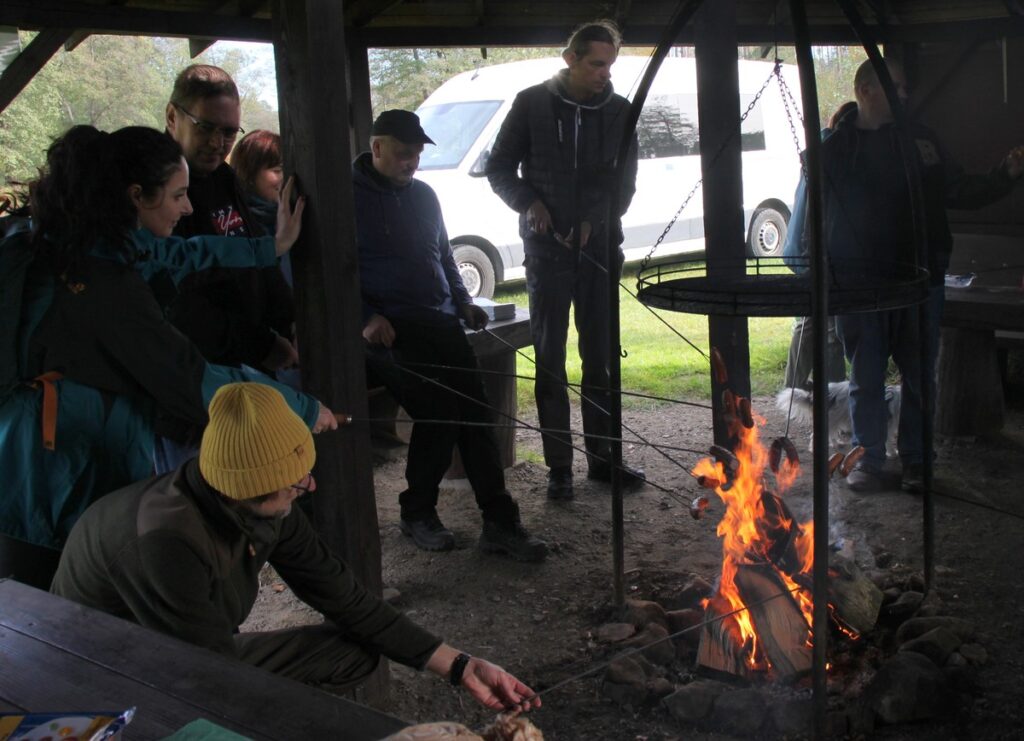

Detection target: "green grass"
[494, 265, 793, 410]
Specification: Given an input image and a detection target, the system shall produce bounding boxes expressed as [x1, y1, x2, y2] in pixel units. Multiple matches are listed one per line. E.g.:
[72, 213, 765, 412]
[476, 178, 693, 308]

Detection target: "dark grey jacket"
[486, 69, 639, 259]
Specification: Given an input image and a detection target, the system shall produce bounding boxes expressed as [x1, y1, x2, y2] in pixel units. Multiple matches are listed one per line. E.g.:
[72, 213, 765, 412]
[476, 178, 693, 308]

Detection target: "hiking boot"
[479, 520, 548, 562]
[399, 514, 455, 552]
[846, 465, 884, 493]
[901, 462, 925, 493]
[546, 466, 574, 501]
[587, 461, 646, 490]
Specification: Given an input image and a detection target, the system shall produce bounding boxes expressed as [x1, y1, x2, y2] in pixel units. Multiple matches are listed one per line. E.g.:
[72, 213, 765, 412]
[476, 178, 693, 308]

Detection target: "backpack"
[0, 207, 41, 402]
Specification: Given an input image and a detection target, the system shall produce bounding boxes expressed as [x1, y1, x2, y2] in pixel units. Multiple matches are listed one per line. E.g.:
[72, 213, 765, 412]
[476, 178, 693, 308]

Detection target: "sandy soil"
[243, 375, 1024, 740]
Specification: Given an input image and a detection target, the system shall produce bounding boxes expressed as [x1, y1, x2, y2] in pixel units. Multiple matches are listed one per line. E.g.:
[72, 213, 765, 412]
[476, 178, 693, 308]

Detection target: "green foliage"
[0, 34, 278, 184]
[369, 47, 560, 114]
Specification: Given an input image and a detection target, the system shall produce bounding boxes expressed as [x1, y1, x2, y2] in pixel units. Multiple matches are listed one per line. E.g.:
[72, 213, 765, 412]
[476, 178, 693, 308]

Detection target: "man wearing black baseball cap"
[351, 110, 548, 563]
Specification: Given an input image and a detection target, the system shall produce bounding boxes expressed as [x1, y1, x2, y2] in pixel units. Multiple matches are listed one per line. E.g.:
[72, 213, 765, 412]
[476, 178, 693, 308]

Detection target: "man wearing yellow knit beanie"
[52, 383, 540, 711]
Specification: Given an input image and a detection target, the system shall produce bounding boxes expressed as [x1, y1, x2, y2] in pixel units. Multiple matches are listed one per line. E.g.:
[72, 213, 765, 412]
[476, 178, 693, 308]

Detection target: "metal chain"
[637, 61, 783, 274]
[774, 66, 807, 177]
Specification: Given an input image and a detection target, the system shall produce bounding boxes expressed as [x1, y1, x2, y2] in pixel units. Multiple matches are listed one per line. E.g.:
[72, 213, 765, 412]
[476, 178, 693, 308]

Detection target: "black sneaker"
[587, 461, 646, 489]
[479, 520, 548, 562]
[901, 463, 925, 493]
[399, 514, 455, 552]
[546, 466, 574, 501]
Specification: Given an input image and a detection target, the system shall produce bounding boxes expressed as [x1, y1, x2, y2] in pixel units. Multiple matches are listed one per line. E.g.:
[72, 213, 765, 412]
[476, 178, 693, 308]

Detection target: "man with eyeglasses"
[155, 64, 298, 471]
[52, 383, 540, 711]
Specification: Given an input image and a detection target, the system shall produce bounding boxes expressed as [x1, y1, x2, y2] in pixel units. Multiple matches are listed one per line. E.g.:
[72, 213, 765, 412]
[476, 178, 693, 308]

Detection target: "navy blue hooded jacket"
[352, 152, 471, 325]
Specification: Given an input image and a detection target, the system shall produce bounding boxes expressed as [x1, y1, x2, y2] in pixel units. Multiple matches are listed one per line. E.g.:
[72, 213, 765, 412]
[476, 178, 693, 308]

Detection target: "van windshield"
[416, 101, 502, 170]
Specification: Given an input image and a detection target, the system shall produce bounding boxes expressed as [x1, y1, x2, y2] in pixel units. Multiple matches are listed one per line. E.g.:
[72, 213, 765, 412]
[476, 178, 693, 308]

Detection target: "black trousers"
[366, 317, 518, 524]
[524, 247, 623, 469]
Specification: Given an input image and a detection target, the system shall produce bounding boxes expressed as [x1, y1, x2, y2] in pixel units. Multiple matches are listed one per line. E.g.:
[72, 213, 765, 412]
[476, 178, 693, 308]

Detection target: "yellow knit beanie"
[199, 383, 316, 500]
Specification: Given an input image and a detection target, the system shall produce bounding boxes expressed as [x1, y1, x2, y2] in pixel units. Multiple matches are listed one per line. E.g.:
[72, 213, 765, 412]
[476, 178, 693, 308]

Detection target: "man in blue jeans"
[353, 110, 547, 562]
[821, 58, 1022, 492]
[486, 20, 643, 500]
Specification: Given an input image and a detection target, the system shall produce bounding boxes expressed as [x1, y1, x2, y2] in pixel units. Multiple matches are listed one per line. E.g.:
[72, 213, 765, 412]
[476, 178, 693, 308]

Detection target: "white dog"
[775, 381, 900, 458]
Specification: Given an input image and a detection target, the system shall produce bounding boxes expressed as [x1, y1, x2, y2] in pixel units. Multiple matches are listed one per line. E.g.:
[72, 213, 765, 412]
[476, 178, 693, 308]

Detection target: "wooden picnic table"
[937, 232, 1024, 436]
[0, 578, 407, 740]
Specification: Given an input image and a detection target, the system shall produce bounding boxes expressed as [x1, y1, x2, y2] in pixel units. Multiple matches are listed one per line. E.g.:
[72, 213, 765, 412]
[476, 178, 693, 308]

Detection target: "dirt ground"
[244, 369, 1024, 740]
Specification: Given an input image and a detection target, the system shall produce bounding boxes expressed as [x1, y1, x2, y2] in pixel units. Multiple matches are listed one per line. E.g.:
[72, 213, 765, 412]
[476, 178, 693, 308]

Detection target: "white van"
[414, 55, 804, 298]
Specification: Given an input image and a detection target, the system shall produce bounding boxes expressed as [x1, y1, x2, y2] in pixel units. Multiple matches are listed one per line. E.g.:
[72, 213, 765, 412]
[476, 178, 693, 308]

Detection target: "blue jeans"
[836, 286, 944, 472]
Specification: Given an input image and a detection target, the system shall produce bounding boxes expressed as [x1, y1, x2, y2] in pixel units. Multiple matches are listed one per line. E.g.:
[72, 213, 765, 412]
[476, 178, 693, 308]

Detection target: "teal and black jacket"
[0, 228, 319, 549]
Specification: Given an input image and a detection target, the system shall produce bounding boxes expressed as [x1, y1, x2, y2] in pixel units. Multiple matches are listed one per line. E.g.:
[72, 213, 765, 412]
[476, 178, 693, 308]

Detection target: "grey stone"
[945, 651, 968, 668]
[899, 626, 962, 665]
[710, 689, 767, 736]
[595, 622, 636, 643]
[866, 652, 954, 724]
[770, 697, 812, 736]
[880, 590, 923, 621]
[647, 677, 676, 700]
[666, 608, 704, 645]
[382, 587, 402, 604]
[623, 623, 675, 666]
[896, 616, 977, 644]
[601, 679, 647, 706]
[605, 655, 646, 686]
[620, 598, 669, 630]
[881, 587, 902, 604]
[662, 680, 730, 724]
[874, 551, 894, 568]
[662, 574, 714, 610]
[958, 643, 988, 665]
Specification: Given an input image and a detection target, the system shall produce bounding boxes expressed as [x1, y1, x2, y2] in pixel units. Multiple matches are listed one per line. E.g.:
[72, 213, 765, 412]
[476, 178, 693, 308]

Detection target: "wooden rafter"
[0, 27, 72, 114]
[1, 0, 271, 41]
[344, 0, 406, 29]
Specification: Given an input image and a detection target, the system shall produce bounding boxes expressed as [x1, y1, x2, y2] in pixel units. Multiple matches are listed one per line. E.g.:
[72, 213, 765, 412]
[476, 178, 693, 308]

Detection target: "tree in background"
[0, 33, 278, 184]
[369, 47, 560, 113]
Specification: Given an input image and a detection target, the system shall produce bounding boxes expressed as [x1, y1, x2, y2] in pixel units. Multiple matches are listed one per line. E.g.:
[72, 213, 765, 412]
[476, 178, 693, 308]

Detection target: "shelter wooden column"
[271, 1, 381, 593]
[347, 34, 373, 159]
[695, 0, 751, 447]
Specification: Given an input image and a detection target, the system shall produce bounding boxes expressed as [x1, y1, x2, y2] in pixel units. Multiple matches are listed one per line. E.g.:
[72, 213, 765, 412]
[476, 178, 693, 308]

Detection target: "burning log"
[733, 565, 812, 681]
[696, 594, 752, 679]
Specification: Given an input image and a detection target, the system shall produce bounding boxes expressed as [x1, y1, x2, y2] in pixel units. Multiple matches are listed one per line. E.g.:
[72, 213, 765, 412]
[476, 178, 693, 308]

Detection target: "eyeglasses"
[173, 103, 244, 141]
[289, 473, 314, 496]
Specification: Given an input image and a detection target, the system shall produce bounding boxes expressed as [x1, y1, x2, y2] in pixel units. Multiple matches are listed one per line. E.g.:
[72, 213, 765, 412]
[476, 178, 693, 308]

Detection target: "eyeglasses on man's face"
[174, 102, 244, 141]
[289, 473, 315, 496]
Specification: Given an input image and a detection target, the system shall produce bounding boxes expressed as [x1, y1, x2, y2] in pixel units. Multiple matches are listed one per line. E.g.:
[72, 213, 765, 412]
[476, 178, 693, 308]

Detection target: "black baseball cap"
[371, 109, 435, 145]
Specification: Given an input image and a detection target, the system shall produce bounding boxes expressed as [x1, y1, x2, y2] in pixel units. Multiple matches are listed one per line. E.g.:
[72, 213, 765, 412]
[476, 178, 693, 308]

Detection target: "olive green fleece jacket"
[52, 460, 441, 668]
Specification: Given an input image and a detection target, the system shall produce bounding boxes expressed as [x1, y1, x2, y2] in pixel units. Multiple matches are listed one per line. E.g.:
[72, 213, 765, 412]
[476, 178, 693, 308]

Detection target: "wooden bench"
[937, 232, 1024, 436]
[0, 578, 407, 740]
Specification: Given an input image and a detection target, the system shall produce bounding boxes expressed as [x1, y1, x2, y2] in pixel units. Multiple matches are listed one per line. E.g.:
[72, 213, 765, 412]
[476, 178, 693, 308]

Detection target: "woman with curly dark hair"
[0, 125, 335, 584]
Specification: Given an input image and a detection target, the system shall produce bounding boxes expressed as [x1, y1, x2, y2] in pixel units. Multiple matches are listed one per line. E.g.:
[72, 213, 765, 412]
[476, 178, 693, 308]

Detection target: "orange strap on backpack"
[31, 371, 64, 451]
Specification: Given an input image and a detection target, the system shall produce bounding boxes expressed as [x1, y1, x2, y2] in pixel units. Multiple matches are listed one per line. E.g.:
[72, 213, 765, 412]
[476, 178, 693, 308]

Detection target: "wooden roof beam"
[0, 27, 72, 114]
[63, 29, 89, 51]
[187, 0, 267, 57]
[1, 0, 271, 42]
[348, 0, 406, 29]
[352, 15, 1024, 47]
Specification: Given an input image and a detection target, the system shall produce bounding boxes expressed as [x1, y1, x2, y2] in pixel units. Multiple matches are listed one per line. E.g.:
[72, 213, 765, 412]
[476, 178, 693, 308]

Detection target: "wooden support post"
[0, 28, 72, 114]
[347, 35, 373, 159]
[695, 0, 750, 448]
[273, 0, 387, 701]
[271, 0, 381, 598]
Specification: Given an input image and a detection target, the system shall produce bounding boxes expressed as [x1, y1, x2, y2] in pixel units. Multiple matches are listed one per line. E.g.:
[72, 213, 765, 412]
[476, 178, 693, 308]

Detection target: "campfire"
[690, 388, 881, 682]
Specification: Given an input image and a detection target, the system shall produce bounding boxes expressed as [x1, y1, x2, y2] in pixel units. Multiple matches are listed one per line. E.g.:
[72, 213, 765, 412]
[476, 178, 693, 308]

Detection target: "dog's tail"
[775, 387, 814, 426]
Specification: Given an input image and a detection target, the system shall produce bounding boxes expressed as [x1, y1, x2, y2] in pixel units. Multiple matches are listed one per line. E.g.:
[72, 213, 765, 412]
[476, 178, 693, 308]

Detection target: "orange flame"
[693, 401, 818, 668]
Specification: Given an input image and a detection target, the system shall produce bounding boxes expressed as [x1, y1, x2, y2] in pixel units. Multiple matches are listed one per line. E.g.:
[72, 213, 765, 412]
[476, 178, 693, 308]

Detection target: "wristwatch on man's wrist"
[449, 652, 472, 686]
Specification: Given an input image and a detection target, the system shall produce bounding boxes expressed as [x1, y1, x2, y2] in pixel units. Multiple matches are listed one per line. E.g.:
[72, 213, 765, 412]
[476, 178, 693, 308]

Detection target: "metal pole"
[788, 2, 828, 738]
[609, 0, 706, 608]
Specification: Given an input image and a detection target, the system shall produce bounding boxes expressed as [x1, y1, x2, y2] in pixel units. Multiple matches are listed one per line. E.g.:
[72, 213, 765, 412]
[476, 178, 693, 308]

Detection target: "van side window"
[636, 93, 766, 159]
[637, 94, 698, 159]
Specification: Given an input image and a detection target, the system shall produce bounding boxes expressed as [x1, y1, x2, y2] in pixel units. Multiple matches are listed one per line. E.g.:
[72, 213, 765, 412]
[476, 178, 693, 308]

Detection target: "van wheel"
[453, 244, 496, 299]
[747, 208, 788, 258]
